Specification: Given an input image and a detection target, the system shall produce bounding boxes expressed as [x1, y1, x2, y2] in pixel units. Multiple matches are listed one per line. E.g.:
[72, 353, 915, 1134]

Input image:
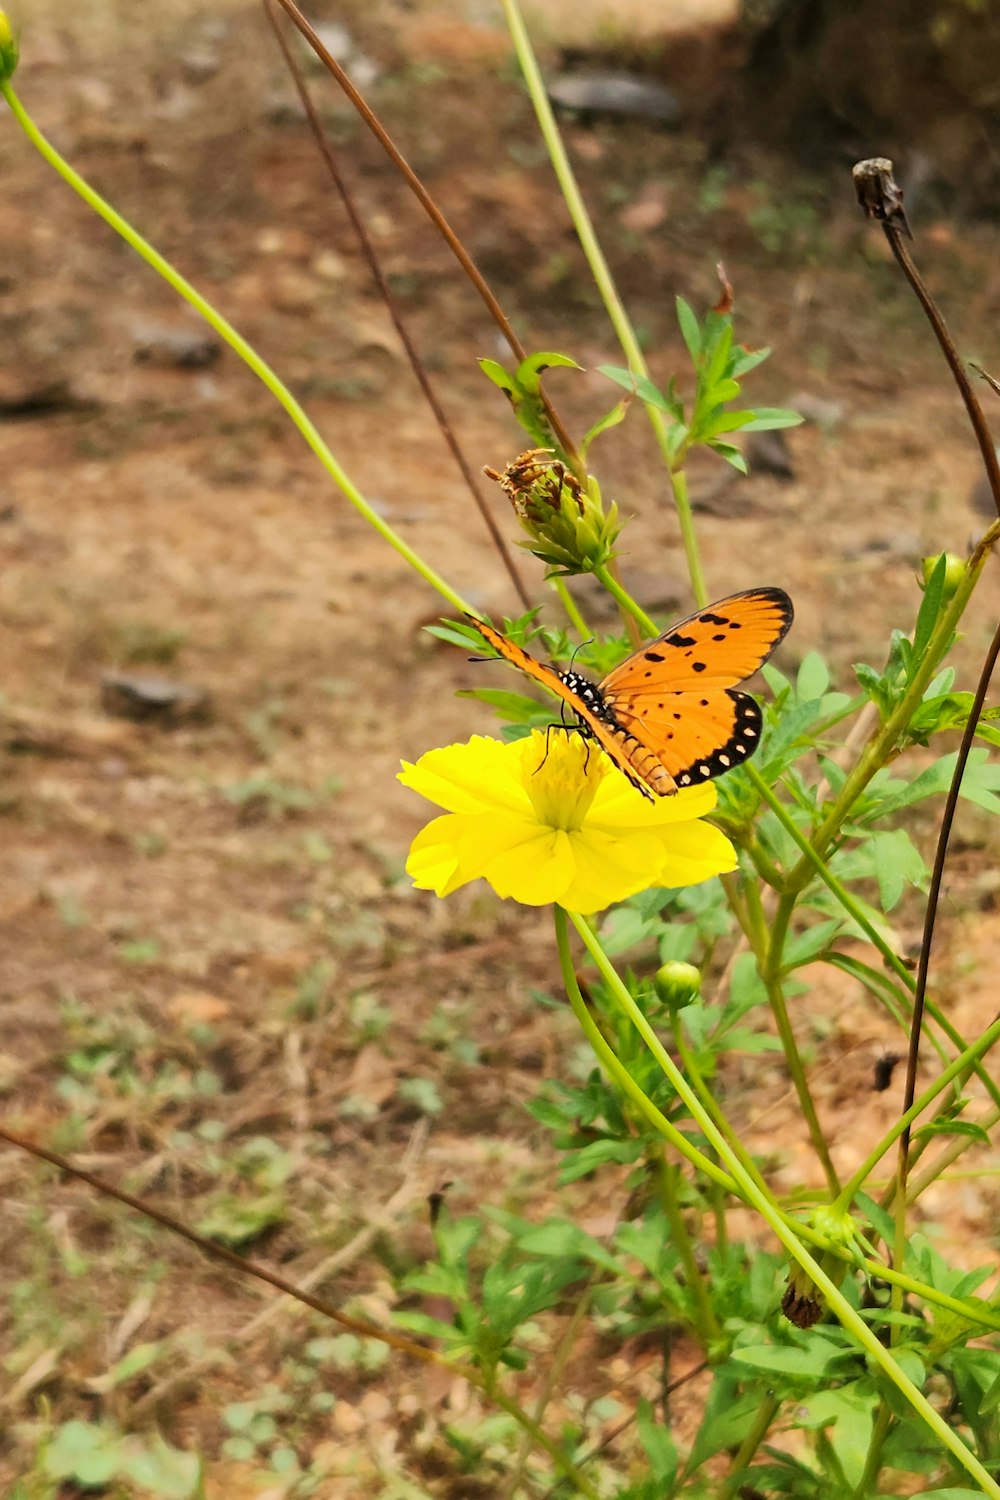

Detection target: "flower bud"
[0, 10, 17, 79]
[484, 448, 620, 576]
[920, 552, 965, 601]
[781, 1205, 854, 1328]
[653, 960, 701, 1009]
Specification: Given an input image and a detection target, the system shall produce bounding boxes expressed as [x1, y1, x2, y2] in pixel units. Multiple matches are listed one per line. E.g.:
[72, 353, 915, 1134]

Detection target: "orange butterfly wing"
[598, 588, 793, 789]
[466, 587, 793, 799]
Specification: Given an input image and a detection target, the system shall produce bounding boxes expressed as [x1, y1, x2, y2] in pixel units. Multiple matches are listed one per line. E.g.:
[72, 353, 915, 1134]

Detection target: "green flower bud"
[484, 448, 620, 576]
[653, 960, 701, 1009]
[920, 552, 965, 601]
[0, 10, 19, 79]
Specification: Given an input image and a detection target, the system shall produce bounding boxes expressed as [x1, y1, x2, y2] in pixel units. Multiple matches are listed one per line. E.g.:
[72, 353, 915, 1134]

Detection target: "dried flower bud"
[0, 10, 18, 79]
[781, 1205, 855, 1328]
[653, 960, 701, 1009]
[484, 448, 620, 576]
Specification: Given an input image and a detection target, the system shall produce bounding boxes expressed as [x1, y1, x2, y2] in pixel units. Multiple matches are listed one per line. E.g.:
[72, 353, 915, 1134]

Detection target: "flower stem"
[500, 0, 708, 606]
[0, 78, 470, 618]
[553, 909, 736, 1193]
[745, 881, 841, 1194]
[591, 565, 657, 636]
[656, 1155, 719, 1344]
[550, 576, 590, 639]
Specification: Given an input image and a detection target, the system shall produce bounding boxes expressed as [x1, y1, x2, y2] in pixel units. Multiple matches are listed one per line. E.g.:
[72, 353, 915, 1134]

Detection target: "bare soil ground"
[2, 1, 1000, 1495]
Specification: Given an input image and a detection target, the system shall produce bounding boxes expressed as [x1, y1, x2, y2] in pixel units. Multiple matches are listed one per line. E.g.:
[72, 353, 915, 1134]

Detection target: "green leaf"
[871, 828, 928, 911]
[121, 1438, 201, 1499]
[676, 296, 702, 361]
[912, 1119, 991, 1146]
[458, 687, 554, 725]
[913, 551, 948, 661]
[557, 1136, 645, 1182]
[597, 364, 671, 410]
[730, 345, 771, 377]
[731, 1343, 844, 1379]
[515, 350, 583, 392]
[708, 441, 748, 473]
[797, 652, 830, 701]
[516, 1219, 623, 1273]
[738, 407, 804, 431]
[478, 357, 516, 395]
[782, 919, 843, 971]
[44, 1423, 123, 1486]
[580, 397, 629, 457]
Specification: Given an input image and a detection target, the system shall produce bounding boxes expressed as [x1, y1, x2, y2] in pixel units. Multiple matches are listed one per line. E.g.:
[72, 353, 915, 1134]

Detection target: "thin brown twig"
[271, 0, 582, 473]
[262, 0, 532, 611]
[0, 1120, 453, 1371]
[852, 156, 1000, 1205]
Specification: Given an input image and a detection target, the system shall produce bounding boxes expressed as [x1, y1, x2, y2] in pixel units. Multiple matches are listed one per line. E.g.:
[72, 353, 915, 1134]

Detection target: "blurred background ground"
[2, 0, 1000, 1494]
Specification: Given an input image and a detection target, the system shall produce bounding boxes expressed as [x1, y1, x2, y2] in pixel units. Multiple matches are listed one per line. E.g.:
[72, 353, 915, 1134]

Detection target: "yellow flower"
[398, 731, 737, 915]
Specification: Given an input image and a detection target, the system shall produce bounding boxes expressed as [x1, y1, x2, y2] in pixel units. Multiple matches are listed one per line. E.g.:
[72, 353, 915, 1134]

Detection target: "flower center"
[521, 730, 605, 830]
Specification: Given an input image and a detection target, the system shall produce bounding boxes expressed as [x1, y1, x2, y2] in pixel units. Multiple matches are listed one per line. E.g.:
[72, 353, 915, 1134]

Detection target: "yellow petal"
[587, 774, 718, 830]
[399, 735, 532, 816]
[481, 827, 578, 906]
[559, 827, 673, 913]
[648, 820, 738, 887]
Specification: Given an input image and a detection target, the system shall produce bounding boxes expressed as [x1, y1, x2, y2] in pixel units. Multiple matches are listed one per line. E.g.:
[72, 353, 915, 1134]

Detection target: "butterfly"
[467, 587, 793, 799]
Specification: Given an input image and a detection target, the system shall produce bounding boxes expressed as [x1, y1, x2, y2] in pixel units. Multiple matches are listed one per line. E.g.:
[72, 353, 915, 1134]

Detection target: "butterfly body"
[468, 587, 793, 800]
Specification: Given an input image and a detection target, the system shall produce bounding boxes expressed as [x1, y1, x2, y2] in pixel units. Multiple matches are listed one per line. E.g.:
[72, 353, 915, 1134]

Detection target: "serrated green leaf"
[871, 827, 928, 911]
[516, 1220, 622, 1272]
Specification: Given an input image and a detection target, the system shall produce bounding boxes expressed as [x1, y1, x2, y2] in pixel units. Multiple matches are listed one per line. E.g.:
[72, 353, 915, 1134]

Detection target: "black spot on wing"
[672, 691, 764, 784]
[665, 632, 697, 649]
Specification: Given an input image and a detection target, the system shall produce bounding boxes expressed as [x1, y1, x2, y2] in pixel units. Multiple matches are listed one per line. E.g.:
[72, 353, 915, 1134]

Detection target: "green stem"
[670, 1011, 773, 1200]
[565, 911, 1000, 1497]
[553, 910, 736, 1194]
[500, 0, 708, 606]
[835, 1014, 1000, 1212]
[591, 564, 657, 636]
[746, 881, 841, 1194]
[551, 576, 590, 639]
[666, 466, 707, 607]
[656, 1155, 719, 1343]
[852, 1403, 893, 1500]
[0, 78, 469, 618]
[717, 1393, 780, 1500]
